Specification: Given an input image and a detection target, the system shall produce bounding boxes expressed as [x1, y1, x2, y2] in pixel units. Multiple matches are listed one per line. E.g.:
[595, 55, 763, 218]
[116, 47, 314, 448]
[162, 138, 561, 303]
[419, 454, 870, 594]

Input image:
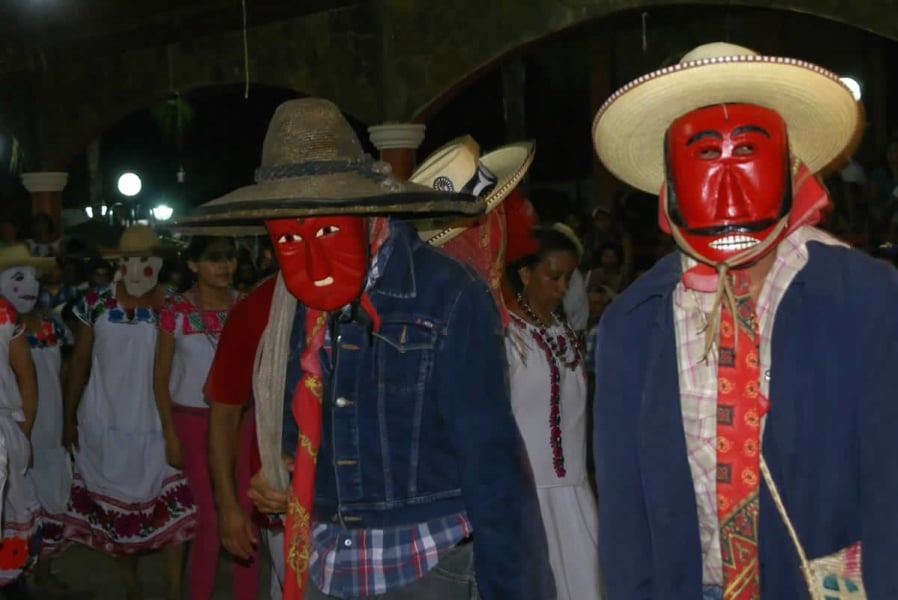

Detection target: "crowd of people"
[0, 39, 895, 600]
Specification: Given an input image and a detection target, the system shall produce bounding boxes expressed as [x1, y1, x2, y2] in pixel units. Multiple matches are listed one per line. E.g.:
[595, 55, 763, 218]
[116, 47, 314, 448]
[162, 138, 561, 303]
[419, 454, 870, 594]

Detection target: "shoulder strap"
[759, 454, 818, 597]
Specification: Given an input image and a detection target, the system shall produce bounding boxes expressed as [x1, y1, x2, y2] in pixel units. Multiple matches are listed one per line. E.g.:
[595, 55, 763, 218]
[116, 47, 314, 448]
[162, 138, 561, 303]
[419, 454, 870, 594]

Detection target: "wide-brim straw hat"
[593, 41, 862, 194]
[99, 224, 175, 258]
[0, 244, 56, 276]
[410, 136, 535, 246]
[172, 98, 484, 234]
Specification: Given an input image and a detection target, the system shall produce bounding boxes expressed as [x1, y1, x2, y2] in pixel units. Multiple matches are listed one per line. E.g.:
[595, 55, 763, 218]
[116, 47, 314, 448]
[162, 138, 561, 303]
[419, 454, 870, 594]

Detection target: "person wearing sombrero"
[185, 98, 554, 600]
[7, 245, 78, 594]
[61, 224, 196, 599]
[591, 42, 898, 599]
[0, 245, 47, 589]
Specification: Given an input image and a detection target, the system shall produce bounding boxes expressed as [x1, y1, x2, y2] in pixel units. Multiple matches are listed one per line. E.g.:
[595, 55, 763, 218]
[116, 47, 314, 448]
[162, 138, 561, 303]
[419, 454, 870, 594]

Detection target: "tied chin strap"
[663, 158, 827, 361]
[666, 203, 789, 361]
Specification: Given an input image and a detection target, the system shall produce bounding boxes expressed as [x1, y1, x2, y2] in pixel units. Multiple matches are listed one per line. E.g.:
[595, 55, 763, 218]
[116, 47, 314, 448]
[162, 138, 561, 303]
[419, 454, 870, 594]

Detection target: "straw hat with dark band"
[173, 99, 484, 234]
[593, 42, 862, 194]
[410, 136, 535, 246]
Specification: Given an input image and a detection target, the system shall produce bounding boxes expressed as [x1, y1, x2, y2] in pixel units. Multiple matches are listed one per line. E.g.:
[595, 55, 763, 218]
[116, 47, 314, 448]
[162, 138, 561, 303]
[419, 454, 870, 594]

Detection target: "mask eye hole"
[277, 233, 303, 244]
[315, 225, 341, 238]
[12, 272, 24, 282]
[734, 143, 755, 157]
[697, 147, 722, 160]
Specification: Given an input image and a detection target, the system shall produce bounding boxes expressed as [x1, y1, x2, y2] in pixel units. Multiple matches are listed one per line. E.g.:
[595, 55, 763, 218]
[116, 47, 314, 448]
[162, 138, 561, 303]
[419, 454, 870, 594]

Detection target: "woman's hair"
[184, 235, 236, 262]
[506, 225, 580, 293]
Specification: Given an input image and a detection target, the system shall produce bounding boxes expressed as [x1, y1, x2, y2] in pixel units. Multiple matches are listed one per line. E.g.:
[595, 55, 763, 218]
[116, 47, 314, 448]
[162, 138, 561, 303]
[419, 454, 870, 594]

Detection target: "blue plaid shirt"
[308, 512, 472, 597]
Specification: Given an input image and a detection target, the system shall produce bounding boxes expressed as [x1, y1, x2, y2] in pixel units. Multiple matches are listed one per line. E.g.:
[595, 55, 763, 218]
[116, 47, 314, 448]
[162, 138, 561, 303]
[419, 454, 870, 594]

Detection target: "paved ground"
[13, 545, 274, 599]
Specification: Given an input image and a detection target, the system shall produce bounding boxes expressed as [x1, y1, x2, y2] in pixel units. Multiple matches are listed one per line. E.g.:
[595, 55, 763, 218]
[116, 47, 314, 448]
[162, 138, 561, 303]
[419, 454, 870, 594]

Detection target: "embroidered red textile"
[716, 271, 769, 600]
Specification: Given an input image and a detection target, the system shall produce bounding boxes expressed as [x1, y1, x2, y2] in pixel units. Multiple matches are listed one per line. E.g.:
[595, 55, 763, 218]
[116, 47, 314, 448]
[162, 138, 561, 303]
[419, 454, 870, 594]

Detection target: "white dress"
[26, 317, 73, 558]
[506, 313, 603, 600]
[64, 285, 196, 555]
[0, 299, 41, 583]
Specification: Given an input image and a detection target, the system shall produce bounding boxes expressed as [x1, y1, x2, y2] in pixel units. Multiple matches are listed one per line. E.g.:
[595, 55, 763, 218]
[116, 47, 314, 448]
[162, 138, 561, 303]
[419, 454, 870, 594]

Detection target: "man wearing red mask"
[179, 99, 554, 600]
[591, 43, 898, 599]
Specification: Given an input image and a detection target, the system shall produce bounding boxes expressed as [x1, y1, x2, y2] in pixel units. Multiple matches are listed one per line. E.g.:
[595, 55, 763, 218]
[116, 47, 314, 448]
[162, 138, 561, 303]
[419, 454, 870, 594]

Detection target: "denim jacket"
[281, 220, 554, 600]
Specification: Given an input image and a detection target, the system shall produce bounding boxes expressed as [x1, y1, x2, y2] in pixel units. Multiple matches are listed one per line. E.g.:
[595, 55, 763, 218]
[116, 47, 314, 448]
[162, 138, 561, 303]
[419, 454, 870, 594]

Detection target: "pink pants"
[172, 405, 260, 600]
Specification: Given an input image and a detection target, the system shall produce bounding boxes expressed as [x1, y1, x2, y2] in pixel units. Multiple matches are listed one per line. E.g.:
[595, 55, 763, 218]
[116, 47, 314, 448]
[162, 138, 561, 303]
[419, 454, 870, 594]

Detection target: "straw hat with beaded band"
[592, 42, 863, 194]
[173, 99, 484, 234]
[410, 136, 535, 247]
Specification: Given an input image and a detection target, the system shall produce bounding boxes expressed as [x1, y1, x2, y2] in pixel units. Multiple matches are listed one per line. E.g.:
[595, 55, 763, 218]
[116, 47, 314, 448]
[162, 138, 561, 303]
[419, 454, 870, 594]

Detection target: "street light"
[84, 205, 108, 219]
[151, 204, 174, 221]
[117, 172, 142, 197]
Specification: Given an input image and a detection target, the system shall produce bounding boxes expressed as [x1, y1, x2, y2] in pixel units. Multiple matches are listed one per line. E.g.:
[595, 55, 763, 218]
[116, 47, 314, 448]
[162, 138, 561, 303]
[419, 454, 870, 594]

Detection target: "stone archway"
[30, 5, 382, 170]
[383, 0, 898, 123]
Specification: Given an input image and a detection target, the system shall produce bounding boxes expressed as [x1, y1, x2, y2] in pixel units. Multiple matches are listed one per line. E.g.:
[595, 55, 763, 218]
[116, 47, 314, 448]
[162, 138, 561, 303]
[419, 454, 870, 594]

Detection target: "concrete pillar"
[21, 171, 68, 235]
[368, 123, 426, 180]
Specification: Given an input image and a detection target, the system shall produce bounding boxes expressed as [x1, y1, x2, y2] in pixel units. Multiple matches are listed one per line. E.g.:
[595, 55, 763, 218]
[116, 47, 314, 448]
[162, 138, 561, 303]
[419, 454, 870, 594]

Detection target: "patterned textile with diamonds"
[716, 270, 769, 600]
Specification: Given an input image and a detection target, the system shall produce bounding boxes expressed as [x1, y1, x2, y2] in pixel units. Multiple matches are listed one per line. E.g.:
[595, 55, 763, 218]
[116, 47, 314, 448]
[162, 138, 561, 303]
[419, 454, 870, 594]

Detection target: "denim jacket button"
[343, 538, 352, 547]
[335, 397, 349, 408]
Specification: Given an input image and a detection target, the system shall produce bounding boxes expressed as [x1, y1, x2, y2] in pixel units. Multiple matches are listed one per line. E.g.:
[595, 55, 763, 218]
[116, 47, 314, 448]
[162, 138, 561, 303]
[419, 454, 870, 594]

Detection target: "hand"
[247, 468, 289, 514]
[62, 420, 79, 453]
[218, 504, 258, 560]
[164, 434, 184, 469]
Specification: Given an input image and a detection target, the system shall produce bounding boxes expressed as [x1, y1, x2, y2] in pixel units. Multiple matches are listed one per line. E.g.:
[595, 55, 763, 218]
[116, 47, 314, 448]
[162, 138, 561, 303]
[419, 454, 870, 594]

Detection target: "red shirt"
[204, 276, 276, 478]
[203, 276, 276, 406]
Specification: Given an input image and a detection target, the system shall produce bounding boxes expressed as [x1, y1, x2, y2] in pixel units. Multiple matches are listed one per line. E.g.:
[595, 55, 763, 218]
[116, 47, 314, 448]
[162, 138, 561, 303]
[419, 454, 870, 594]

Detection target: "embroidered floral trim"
[159, 293, 231, 336]
[80, 286, 157, 326]
[65, 472, 196, 554]
[26, 318, 66, 349]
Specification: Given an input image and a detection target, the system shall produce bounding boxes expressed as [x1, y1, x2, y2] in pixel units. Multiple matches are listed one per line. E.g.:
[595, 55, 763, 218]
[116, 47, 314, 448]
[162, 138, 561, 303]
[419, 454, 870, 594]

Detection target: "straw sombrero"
[99, 224, 175, 259]
[173, 98, 484, 234]
[593, 42, 862, 194]
[0, 244, 56, 276]
[410, 136, 535, 246]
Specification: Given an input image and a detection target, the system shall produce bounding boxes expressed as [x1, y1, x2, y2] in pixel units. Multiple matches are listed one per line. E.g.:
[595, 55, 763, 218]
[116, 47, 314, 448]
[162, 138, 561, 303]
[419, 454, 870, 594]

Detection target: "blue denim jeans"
[702, 585, 723, 600]
[305, 542, 479, 600]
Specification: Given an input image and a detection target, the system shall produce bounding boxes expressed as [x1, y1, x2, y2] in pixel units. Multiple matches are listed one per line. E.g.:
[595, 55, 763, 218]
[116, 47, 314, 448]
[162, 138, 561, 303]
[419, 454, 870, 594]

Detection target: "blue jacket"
[282, 220, 554, 600]
[593, 241, 898, 599]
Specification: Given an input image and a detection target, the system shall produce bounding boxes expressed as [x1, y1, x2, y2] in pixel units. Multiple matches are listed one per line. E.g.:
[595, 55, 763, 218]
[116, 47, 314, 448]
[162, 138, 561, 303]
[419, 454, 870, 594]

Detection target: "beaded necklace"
[514, 293, 584, 478]
[192, 286, 235, 350]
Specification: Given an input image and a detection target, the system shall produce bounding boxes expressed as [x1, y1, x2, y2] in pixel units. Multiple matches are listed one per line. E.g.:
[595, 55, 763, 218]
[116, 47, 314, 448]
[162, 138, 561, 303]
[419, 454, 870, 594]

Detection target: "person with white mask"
[0, 245, 46, 589]
[62, 225, 196, 600]
[1, 246, 77, 594]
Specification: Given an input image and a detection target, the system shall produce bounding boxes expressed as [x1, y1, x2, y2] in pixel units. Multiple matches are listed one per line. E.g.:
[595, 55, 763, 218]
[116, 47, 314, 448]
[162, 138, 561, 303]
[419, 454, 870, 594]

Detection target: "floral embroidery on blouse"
[26, 318, 70, 349]
[76, 286, 157, 326]
[159, 292, 241, 336]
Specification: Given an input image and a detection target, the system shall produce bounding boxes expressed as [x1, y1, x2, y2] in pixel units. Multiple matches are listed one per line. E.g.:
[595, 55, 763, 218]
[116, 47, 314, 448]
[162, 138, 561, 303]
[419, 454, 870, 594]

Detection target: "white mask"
[0, 266, 40, 314]
[120, 256, 163, 297]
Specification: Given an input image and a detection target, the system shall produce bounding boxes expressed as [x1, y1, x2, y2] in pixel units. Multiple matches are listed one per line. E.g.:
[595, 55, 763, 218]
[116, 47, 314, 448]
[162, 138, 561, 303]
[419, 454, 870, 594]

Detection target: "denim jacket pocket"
[373, 322, 438, 393]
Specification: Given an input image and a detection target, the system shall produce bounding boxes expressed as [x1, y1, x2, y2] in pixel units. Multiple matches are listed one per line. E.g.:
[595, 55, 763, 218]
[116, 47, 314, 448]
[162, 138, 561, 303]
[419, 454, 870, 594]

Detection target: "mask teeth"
[708, 234, 760, 252]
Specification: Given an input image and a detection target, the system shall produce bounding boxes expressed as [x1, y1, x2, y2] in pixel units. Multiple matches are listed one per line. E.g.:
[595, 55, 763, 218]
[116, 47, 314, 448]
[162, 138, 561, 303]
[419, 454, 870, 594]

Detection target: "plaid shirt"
[672, 226, 845, 585]
[308, 513, 473, 597]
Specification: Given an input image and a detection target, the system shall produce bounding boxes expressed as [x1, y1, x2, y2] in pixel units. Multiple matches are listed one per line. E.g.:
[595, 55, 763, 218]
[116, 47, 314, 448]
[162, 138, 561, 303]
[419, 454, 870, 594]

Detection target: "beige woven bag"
[759, 456, 866, 600]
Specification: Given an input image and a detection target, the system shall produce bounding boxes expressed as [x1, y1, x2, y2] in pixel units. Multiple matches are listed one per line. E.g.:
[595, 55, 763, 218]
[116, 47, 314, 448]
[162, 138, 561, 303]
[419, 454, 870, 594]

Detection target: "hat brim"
[0, 256, 57, 277]
[414, 141, 535, 247]
[593, 54, 862, 194]
[172, 171, 485, 232]
[100, 245, 179, 259]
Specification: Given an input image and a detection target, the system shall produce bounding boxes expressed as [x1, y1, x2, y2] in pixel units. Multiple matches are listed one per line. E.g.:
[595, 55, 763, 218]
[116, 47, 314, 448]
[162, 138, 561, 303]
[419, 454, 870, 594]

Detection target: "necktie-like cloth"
[717, 271, 769, 600]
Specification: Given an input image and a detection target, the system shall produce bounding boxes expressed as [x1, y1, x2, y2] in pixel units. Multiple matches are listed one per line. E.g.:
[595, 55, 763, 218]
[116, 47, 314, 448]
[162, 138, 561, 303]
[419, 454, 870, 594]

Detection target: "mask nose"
[304, 240, 331, 281]
[714, 166, 751, 221]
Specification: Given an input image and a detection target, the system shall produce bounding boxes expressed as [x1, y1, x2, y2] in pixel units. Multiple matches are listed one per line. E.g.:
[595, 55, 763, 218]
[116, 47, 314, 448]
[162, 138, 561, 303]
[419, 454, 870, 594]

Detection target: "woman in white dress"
[505, 226, 603, 600]
[62, 226, 196, 600]
[20, 282, 74, 592]
[0, 245, 47, 587]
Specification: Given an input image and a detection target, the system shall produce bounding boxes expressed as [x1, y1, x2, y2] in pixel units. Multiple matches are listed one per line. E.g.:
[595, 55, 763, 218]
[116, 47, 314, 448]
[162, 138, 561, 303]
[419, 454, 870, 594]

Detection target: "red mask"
[665, 103, 791, 265]
[265, 216, 368, 311]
